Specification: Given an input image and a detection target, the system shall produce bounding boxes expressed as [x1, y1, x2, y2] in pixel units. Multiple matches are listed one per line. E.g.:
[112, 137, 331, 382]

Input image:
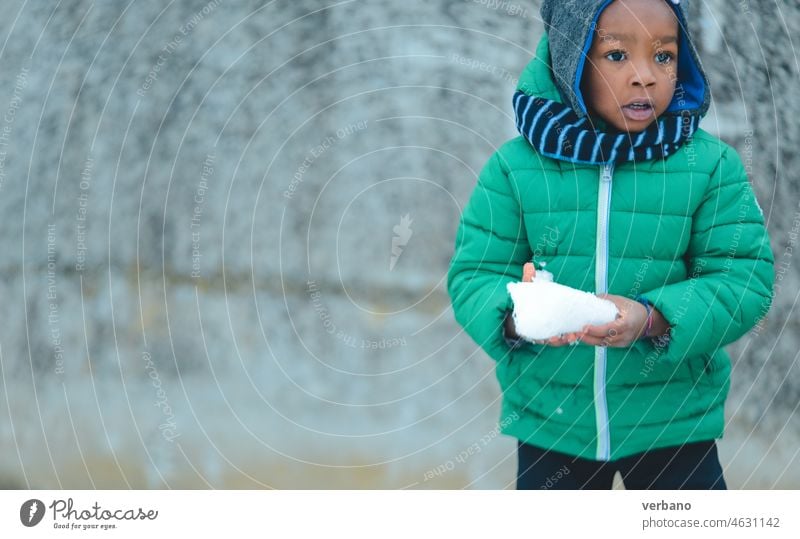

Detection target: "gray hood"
[540, 0, 711, 118]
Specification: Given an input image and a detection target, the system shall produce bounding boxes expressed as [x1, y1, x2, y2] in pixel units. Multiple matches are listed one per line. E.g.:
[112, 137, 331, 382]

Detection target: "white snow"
[506, 272, 619, 341]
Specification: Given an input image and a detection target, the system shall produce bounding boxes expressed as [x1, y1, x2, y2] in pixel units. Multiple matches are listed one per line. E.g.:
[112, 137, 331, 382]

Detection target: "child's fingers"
[546, 332, 580, 346]
[581, 321, 620, 338]
[562, 332, 580, 343]
[579, 320, 643, 346]
[533, 334, 575, 346]
[580, 320, 633, 346]
[577, 325, 616, 344]
[522, 262, 535, 282]
[577, 333, 609, 346]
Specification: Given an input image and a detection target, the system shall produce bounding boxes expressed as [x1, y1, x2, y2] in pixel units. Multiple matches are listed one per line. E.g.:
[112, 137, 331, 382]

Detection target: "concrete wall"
[0, 0, 797, 489]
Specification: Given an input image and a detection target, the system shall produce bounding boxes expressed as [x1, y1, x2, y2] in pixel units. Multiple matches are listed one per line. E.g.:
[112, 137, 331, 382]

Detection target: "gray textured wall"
[0, 0, 797, 489]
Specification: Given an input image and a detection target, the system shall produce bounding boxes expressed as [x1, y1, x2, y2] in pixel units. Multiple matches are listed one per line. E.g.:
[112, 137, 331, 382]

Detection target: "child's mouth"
[622, 102, 654, 122]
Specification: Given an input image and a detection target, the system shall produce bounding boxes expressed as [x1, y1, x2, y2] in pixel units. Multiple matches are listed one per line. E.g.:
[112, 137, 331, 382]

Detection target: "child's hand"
[521, 263, 581, 347]
[577, 294, 648, 347]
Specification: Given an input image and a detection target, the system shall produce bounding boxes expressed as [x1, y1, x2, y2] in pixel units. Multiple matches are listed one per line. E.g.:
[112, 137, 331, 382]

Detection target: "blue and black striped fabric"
[513, 91, 700, 165]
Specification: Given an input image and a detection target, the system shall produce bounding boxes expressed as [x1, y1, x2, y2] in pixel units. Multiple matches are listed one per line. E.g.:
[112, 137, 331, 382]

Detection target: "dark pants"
[517, 439, 727, 490]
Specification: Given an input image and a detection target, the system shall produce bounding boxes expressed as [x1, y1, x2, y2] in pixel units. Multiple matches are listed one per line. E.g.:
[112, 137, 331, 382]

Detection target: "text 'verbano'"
[642, 500, 692, 511]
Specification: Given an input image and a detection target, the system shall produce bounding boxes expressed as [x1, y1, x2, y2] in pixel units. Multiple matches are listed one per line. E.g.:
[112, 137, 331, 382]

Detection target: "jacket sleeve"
[640, 146, 775, 363]
[447, 151, 533, 362]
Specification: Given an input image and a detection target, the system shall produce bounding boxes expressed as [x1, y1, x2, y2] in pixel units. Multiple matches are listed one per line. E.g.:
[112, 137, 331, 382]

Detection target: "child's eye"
[655, 51, 674, 64]
[604, 51, 626, 62]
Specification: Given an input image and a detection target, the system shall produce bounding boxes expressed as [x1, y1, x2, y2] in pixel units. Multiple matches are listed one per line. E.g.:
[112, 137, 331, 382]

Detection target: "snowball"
[506, 276, 619, 341]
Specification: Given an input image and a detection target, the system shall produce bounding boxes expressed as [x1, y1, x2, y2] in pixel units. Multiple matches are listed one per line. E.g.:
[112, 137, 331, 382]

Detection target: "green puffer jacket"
[447, 35, 775, 461]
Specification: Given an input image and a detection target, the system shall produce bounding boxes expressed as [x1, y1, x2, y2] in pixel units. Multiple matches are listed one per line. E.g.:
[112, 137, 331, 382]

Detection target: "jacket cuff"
[639, 284, 714, 363]
[501, 310, 525, 349]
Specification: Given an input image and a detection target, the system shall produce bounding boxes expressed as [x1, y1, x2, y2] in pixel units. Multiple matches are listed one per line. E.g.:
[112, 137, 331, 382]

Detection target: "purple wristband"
[634, 295, 654, 339]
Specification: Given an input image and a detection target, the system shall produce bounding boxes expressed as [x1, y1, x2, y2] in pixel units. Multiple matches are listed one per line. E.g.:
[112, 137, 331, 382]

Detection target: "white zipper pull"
[601, 163, 613, 182]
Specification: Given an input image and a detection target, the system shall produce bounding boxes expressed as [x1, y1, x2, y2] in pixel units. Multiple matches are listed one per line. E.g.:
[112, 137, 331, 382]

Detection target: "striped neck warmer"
[513, 91, 700, 165]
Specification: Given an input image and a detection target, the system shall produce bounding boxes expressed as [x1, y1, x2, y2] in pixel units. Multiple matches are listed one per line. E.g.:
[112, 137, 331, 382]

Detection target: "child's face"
[581, 0, 679, 133]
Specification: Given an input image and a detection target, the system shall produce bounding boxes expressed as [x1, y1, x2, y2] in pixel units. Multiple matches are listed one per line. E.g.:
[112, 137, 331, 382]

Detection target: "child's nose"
[630, 62, 657, 87]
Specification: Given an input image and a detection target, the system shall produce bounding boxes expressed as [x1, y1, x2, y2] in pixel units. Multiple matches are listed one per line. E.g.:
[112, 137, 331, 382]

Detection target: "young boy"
[447, 0, 774, 489]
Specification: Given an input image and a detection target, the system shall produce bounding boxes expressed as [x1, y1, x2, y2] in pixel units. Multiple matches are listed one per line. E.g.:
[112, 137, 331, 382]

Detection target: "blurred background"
[0, 0, 797, 489]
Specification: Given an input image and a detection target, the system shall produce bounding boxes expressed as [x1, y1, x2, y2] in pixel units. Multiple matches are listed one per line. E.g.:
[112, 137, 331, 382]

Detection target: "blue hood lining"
[666, 5, 705, 113]
[571, 0, 706, 116]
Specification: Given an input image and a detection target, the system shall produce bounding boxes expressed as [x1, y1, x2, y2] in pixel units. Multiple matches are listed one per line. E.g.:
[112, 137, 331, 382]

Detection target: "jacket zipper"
[594, 163, 614, 461]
